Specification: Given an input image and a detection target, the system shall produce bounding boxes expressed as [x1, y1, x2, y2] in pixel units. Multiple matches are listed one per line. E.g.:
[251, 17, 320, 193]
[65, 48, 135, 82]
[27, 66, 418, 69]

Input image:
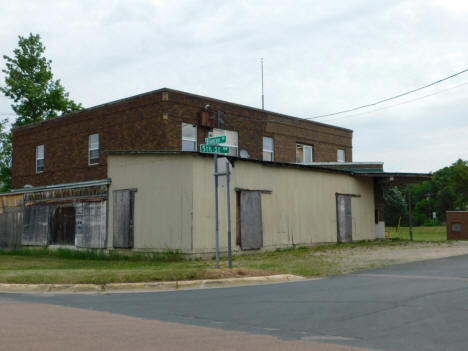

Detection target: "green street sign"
[205, 135, 226, 145]
[200, 144, 230, 154]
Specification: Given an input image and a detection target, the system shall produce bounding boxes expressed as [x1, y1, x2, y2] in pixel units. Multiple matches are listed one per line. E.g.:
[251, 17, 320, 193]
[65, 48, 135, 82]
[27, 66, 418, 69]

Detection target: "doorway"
[336, 194, 352, 243]
[237, 190, 263, 250]
[51, 206, 76, 245]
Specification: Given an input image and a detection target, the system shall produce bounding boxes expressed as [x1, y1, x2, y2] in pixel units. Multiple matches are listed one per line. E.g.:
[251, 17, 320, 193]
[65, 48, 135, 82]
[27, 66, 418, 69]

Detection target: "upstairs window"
[211, 128, 238, 157]
[182, 123, 197, 151]
[36, 145, 44, 173]
[296, 143, 313, 164]
[263, 137, 274, 161]
[337, 149, 346, 162]
[89, 134, 99, 165]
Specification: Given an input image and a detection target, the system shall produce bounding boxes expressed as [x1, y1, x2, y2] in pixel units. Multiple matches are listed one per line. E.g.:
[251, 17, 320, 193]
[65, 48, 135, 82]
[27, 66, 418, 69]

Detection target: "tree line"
[384, 159, 468, 226]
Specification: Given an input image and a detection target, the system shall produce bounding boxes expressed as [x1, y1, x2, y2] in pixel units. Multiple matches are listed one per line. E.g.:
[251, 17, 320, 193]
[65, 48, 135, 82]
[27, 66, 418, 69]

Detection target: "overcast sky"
[1, 0, 467, 173]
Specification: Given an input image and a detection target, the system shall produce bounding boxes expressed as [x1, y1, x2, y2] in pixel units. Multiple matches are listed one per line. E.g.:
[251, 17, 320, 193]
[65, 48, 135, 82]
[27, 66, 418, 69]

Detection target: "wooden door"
[336, 195, 352, 243]
[240, 191, 263, 250]
[113, 189, 136, 248]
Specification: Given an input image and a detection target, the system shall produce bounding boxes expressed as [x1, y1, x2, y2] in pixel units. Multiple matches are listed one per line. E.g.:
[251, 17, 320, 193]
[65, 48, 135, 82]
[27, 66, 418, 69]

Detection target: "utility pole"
[261, 58, 264, 110]
[408, 185, 413, 241]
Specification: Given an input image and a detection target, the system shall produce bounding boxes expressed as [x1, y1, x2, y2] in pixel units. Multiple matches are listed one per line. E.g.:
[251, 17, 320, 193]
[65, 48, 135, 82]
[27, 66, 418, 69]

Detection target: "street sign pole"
[226, 158, 232, 268]
[203, 135, 232, 269]
[214, 153, 220, 269]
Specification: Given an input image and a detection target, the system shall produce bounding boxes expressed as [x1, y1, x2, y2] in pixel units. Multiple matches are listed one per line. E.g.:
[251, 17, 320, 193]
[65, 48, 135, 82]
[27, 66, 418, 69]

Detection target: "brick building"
[12, 88, 357, 189]
[1, 88, 430, 252]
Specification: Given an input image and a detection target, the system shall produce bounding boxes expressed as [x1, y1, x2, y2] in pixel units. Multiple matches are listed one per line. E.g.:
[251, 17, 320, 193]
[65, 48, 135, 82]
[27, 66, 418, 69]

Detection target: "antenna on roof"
[261, 58, 265, 110]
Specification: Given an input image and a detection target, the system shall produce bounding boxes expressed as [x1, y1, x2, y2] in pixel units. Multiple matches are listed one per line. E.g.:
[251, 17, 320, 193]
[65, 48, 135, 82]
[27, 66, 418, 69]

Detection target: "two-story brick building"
[0, 88, 430, 253]
[11, 88, 360, 188]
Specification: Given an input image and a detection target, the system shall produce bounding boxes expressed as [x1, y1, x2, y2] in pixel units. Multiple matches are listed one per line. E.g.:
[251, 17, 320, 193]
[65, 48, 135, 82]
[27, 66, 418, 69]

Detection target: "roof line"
[12, 87, 353, 133]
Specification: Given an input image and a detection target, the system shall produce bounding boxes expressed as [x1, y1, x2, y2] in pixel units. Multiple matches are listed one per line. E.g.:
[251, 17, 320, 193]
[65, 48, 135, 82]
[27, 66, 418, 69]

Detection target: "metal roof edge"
[352, 172, 432, 178]
[3, 178, 111, 195]
[105, 150, 354, 175]
[308, 162, 384, 166]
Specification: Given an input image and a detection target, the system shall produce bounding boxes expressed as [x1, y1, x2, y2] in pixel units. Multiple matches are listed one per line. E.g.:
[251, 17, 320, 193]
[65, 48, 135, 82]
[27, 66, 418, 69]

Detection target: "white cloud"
[0, 0, 467, 172]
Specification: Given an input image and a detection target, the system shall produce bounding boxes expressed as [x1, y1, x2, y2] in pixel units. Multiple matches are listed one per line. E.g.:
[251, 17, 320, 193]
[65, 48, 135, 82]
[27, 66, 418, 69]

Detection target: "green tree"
[0, 33, 82, 191]
[0, 119, 12, 192]
[383, 187, 407, 226]
[384, 159, 468, 227]
[449, 159, 468, 210]
[1, 33, 81, 127]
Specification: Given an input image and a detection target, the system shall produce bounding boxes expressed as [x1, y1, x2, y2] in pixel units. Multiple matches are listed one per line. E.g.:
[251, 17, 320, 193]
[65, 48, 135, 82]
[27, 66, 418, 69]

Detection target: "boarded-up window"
[113, 189, 136, 248]
[336, 194, 352, 243]
[75, 201, 107, 249]
[240, 191, 263, 250]
[22, 205, 49, 246]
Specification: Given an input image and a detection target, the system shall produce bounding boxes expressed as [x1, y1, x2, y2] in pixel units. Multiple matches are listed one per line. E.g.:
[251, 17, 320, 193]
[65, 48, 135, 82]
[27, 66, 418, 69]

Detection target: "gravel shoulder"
[311, 241, 468, 274]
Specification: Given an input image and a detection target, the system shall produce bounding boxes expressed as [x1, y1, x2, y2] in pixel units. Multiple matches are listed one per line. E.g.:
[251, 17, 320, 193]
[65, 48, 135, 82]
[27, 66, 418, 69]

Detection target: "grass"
[387, 226, 446, 241]
[0, 229, 452, 284]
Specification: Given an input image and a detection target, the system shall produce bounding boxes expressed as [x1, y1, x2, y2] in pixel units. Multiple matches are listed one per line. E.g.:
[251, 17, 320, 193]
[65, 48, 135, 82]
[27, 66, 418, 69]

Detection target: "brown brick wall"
[12, 89, 353, 189]
[446, 211, 468, 240]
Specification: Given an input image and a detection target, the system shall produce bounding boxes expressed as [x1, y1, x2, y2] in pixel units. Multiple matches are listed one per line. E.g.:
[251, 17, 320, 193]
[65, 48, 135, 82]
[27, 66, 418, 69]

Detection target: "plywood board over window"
[239, 191, 263, 250]
[113, 189, 137, 248]
[336, 194, 352, 243]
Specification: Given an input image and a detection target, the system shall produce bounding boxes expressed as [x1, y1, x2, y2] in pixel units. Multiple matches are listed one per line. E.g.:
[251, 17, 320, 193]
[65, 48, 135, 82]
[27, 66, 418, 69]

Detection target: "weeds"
[0, 247, 184, 262]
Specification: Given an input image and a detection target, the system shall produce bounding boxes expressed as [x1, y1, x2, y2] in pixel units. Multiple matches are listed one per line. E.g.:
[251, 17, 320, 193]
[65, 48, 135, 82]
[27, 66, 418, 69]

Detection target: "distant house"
[0, 88, 430, 252]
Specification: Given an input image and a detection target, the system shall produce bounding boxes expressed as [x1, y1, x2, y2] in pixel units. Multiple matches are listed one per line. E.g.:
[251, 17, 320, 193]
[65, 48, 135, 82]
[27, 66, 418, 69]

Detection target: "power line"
[322, 80, 468, 123]
[307, 67, 468, 120]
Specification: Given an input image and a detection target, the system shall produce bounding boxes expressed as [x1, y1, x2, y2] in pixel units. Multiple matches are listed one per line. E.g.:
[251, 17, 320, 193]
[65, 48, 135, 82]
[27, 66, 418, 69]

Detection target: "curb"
[0, 274, 307, 294]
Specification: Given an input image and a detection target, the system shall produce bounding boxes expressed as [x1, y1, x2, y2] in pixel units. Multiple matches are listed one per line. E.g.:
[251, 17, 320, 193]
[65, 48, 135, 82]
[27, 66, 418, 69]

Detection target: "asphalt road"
[3, 254, 468, 351]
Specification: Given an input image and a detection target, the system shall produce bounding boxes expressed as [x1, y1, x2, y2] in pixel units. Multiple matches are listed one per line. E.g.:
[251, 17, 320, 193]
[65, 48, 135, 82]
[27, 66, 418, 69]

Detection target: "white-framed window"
[36, 145, 44, 173]
[337, 149, 346, 162]
[182, 123, 197, 151]
[296, 143, 313, 164]
[89, 134, 99, 165]
[263, 137, 274, 161]
[211, 128, 238, 157]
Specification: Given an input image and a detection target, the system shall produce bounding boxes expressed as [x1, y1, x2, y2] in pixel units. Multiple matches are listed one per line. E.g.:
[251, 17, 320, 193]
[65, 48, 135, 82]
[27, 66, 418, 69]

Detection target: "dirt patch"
[312, 241, 468, 274]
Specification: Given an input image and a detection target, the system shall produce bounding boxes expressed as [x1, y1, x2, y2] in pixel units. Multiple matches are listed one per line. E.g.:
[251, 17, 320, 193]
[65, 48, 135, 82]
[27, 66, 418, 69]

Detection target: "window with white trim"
[89, 134, 99, 165]
[337, 149, 346, 162]
[296, 143, 313, 164]
[182, 123, 197, 151]
[263, 137, 274, 161]
[211, 128, 238, 156]
[36, 145, 44, 173]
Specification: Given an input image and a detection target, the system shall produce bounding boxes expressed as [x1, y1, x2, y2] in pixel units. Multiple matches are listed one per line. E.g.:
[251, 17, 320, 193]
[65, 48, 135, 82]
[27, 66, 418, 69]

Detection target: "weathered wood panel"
[22, 205, 49, 246]
[113, 190, 135, 248]
[0, 194, 23, 214]
[75, 201, 107, 248]
[240, 191, 263, 250]
[336, 195, 352, 242]
[0, 209, 23, 248]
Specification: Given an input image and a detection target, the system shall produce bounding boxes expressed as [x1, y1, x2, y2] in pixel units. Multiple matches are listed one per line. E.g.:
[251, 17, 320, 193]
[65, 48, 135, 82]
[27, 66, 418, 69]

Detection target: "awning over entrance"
[353, 172, 432, 186]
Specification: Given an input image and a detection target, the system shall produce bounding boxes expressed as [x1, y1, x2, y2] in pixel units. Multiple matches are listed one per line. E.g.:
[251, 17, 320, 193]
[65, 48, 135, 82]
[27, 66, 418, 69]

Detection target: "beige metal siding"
[107, 155, 194, 251]
[191, 156, 375, 253]
[108, 154, 375, 254]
